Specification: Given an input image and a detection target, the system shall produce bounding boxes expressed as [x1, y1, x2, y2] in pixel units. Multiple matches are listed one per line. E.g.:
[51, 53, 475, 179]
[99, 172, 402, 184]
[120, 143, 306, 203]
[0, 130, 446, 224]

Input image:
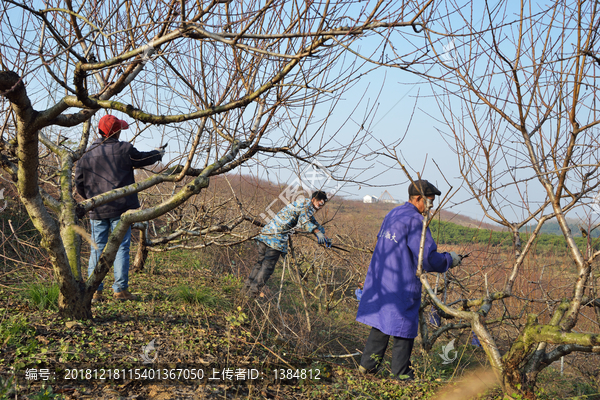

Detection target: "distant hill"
[429, 219, 578, 250]
[205, 174, 505, 232]
[437, 209, 503, 231]
[325, 198, 588, 251]
[156, 173, 592, 250]
[528, 219, 600, 238]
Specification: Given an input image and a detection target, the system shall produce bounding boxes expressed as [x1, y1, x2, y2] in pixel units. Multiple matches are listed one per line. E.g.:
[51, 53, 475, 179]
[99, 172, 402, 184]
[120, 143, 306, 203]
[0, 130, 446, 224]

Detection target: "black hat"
[408, 180, 441, 197]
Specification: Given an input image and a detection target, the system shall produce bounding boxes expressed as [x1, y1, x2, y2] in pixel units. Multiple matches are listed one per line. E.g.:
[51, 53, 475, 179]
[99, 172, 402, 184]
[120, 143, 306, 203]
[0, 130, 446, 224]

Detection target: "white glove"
[449, 251, 461, 268]
[315, 231, 330, 246]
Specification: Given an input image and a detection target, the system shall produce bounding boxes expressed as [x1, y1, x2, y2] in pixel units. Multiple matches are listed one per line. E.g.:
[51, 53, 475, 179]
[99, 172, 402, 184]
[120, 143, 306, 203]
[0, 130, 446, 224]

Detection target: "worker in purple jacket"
[356, 180, 461, 380]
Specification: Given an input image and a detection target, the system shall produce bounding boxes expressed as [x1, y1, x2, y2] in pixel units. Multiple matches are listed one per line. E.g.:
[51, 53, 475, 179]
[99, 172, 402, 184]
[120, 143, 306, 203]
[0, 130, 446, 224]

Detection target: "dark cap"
[408, 180, 441, 197]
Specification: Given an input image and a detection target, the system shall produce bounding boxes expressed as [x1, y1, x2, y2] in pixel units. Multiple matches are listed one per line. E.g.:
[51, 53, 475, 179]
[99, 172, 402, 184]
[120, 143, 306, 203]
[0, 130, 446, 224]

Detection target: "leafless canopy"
[388, 0, 600, 396]
[0, 0, 434, 319]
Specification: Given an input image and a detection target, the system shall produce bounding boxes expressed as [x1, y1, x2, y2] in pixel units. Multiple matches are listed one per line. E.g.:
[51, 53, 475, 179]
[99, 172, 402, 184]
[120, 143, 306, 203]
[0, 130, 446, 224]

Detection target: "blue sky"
[10, 1, 595, 225]
[237, 1, 497, 221]
[242, 42, 483, 220]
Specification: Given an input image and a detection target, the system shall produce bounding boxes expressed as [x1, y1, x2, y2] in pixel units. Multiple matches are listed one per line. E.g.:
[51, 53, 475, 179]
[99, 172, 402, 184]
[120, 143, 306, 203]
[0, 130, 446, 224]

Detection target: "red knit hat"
[98, 115, 129, 137]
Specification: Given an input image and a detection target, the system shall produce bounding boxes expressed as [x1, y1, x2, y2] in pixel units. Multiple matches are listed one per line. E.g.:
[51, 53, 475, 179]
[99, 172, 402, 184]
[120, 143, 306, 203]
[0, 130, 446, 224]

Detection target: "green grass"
[315, 367, 443, 399]
[0, 314, 46, 370]
[536, 367, 600, 400]
[28, 384, 63, 400]
[0, 314, 35, 348]
[220, 273, 242, 294]
[0, 375, 16, 399]
[22, 282, 59, 311]
[0, 240, 597, 399]
[171, 284, 230, 308]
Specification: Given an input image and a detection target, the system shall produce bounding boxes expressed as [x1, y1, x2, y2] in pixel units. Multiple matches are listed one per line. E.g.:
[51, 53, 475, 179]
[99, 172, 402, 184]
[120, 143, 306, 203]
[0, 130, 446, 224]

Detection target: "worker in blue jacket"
[244, 191, 330, 298]
[356, 180, 461, 380]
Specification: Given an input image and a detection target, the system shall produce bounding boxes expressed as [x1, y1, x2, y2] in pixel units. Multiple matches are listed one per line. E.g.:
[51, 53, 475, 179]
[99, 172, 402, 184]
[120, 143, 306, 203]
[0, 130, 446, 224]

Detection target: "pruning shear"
[459, 251, 472, 259]
[159, 142, 168, 150]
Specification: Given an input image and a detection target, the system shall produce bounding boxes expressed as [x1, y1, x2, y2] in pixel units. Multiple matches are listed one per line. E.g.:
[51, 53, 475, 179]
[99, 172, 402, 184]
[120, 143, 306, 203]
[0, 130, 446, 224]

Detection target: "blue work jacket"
[356, 202, 452, 338]
[257, 199, 325, 253]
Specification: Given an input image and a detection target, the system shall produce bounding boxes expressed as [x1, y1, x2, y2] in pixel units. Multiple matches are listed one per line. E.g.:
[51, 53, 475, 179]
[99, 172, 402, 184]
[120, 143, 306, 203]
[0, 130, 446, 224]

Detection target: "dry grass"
[431, 368, 499, 400]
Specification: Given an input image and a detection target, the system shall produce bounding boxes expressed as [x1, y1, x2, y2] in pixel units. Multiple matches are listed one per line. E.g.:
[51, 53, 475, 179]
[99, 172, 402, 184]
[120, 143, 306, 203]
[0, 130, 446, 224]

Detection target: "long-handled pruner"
[323, 243, 350, 252]
[331, 244, 350, 252]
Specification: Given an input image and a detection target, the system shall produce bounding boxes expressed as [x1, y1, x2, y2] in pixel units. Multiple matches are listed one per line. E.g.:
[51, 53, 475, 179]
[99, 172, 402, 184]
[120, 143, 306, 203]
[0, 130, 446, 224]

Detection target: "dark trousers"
[360, 327, 415, 379]
[244, 241, 283, 294]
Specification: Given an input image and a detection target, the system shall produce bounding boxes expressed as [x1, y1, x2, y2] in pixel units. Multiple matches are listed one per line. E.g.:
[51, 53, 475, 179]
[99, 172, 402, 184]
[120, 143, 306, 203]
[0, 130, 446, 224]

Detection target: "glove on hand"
[449, 251, 462, 268]
[315, 231, 329, 245]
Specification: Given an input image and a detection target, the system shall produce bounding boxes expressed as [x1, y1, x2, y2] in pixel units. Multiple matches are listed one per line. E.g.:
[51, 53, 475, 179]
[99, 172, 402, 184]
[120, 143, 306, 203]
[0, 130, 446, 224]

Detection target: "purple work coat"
[356, 202, 452, 338]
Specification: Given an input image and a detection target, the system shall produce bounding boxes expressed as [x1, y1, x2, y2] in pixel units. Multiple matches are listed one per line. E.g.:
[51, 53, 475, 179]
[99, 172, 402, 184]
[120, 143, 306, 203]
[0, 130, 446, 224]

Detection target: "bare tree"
[125, 172, 262, 273]
[384, 0, 600, 396]
[0, 0, 435, 319]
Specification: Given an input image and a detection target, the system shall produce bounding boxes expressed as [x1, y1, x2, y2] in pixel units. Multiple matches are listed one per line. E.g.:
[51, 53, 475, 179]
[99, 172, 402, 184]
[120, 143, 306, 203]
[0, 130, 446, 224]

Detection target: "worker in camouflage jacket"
[244, 191, 330, 298]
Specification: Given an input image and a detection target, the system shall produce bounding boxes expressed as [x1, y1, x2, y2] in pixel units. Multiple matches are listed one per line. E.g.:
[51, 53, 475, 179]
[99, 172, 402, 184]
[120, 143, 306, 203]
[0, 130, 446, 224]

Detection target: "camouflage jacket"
[257, 199, 325, 253]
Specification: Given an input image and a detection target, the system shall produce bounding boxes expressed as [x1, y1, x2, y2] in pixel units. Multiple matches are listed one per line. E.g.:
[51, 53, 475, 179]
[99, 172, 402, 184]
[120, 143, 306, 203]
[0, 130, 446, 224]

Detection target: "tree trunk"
[58, 280, 94, 320]
[500, 315, 546, 399]
[502, 369, 537, 400]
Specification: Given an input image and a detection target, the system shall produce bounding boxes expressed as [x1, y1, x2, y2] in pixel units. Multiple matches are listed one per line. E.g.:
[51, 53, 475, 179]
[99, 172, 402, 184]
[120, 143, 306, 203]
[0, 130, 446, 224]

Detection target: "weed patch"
[171, 284, 230, 308]
[22, 282, 59, 311]
[0, 314, 35, 348]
